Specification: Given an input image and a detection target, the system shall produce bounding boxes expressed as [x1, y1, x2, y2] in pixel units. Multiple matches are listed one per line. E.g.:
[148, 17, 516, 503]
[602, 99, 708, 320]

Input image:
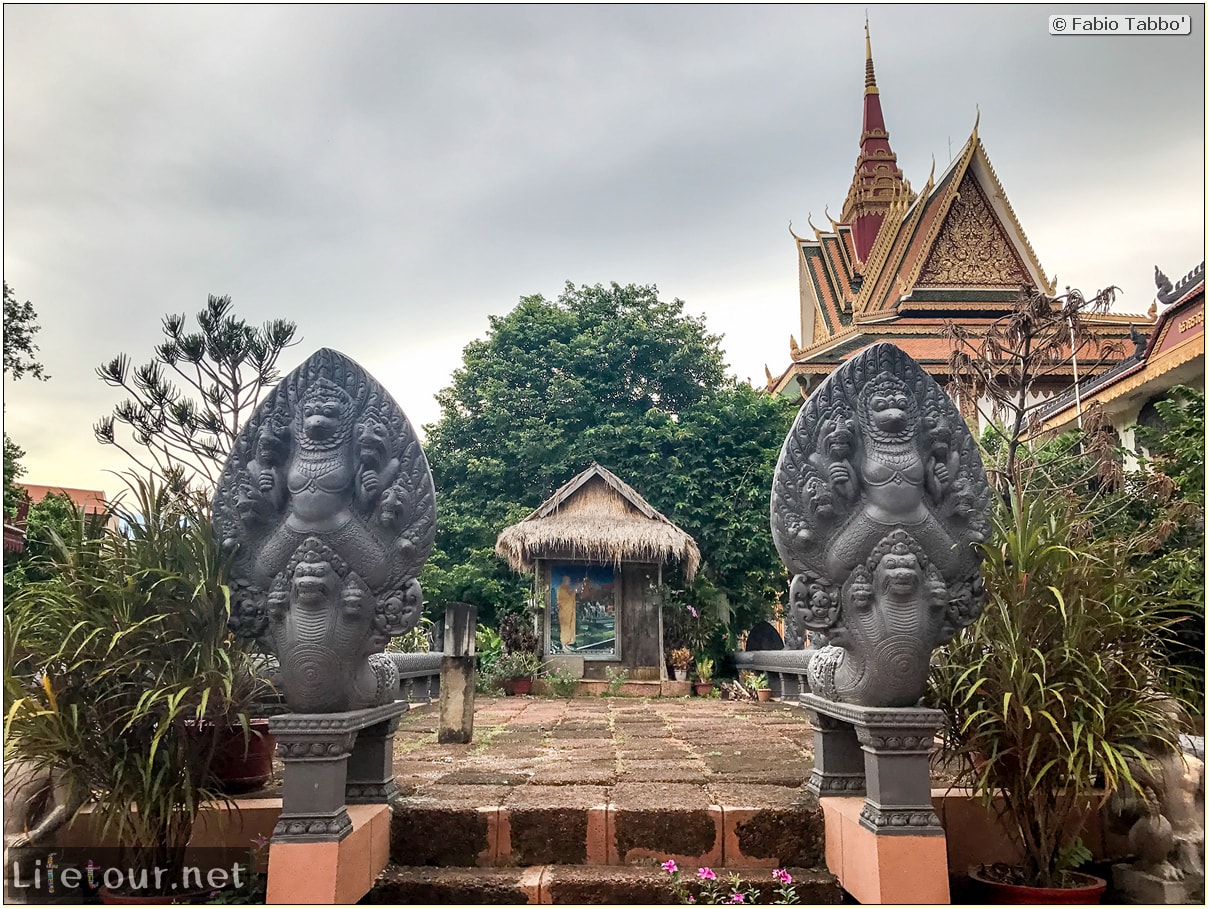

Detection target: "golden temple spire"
[843, 17, 907, 263]
[865, 17, 878, 94]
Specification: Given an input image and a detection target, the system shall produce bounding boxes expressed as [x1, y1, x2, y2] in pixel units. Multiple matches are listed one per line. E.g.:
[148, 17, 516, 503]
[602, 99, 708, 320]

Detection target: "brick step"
[366, 863, 843, 905]
[391, 799, 826, 869]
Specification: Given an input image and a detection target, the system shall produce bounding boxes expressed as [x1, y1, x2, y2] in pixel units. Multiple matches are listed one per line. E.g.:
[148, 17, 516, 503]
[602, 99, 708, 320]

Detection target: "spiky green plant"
[930, 489, 1186, 888]
[3, 472, 262, 895]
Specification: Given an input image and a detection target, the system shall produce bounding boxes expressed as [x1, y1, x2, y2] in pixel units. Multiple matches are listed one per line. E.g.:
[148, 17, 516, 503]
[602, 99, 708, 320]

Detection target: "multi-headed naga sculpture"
[212, 349, 435, 713]
[771, 343, 992, 708]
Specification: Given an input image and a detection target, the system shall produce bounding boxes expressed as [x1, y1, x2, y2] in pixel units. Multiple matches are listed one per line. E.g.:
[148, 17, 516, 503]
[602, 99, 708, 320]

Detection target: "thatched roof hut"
[495, 463, 700, 581]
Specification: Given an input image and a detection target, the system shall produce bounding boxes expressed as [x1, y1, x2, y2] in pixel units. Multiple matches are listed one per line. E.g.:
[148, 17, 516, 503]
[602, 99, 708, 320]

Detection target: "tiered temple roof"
[768, 26, 1144, 405]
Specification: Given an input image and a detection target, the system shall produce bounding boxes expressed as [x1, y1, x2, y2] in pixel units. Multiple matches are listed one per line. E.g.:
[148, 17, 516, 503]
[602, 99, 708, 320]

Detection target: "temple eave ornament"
[770, 342, 992, 708]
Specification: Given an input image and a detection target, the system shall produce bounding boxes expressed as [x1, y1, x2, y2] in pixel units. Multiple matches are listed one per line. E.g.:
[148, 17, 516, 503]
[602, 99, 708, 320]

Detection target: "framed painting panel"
[548, 563, 616, 657]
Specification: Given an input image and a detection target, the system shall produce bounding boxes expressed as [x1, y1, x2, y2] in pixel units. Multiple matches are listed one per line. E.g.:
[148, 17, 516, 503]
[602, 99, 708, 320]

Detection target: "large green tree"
[421, 281, 796, 633]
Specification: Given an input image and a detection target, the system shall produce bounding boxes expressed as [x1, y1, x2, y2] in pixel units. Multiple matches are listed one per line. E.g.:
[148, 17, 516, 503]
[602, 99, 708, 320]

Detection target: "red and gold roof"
[768, 30, 1146, 401]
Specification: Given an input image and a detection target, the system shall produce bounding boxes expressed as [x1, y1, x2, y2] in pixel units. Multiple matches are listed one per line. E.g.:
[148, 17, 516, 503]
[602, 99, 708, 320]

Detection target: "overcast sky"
[4, 3, 1204, 497]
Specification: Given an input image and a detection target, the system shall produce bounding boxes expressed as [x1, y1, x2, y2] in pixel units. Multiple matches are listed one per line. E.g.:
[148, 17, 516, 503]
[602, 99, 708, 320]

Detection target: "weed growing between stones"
[541, 662, 580, 697]
[604, 666, 630, 697]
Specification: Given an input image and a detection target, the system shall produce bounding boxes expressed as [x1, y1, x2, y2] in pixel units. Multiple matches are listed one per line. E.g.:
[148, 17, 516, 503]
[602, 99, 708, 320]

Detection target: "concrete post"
[438, 602, 477, 744]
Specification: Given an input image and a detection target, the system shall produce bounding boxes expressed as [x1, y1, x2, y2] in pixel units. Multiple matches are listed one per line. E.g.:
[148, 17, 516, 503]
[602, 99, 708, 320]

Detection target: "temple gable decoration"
[915, 173, 1031, 287]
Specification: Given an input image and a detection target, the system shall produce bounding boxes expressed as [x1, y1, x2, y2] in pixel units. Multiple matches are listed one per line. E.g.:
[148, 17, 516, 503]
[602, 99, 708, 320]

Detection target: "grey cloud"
[3, 4, 1203, 493]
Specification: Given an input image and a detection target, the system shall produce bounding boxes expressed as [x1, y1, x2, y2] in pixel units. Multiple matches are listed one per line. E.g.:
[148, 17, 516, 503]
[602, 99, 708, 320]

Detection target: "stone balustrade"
[732, 649, 813, 699]
[388, 651, 443, 705]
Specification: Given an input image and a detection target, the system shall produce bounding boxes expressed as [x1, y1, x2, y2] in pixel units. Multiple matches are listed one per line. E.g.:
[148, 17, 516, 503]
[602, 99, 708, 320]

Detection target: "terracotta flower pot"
[968, 865, 1107, 904]
[756, 688, 772, 702]
[208, 718, 275, 794]
[694, 682, 713, 696]
[503, 677, 533, 696]
[186, 718, 275, 795]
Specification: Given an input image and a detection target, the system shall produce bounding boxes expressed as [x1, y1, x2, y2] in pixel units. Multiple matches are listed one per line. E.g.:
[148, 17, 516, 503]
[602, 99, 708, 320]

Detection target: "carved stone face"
[235, 485, 260, 522]
[256, 423, 286, 463]
[849, 575, 874, 612]
[826, 426, 854, 459]
[805, 476, 835, 519]
[303, 397, 346, 442]
[868, 391, 913, 435]
[377, 485, 405, 527]
[875, 549, 921, 597]
[358, 419, 388, 467]
[292, 556, 338, 605]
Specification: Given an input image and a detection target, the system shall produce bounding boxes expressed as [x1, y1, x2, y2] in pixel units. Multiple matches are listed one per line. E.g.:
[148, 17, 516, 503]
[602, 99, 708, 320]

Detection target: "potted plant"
[495, 651, 542, 696]
[693, 657, 715, 696]
[3, 473, 263, 901]
[669, 648, 693, 682]
[930, 489, 1187, 901]
[744, 671, 772, 702]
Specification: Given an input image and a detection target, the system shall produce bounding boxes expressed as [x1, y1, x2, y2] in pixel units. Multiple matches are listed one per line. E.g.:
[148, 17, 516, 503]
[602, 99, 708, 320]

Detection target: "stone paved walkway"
[392, 695, 819, 811]
[387, 695, 831, 871]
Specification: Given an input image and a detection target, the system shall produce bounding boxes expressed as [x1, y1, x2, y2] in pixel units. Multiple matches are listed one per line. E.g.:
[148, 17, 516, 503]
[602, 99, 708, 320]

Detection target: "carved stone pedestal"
[802, 694, 943, 836]
[269, 701, 407, 843]
[1112, 864, 1205, 905]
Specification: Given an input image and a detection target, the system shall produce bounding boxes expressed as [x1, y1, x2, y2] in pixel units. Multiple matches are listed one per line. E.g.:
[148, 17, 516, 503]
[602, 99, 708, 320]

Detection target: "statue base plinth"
[821, 797, 950, 903]
[267, 803, 392, 904]
[269, 702, 406, 843]
[801, 694, 944, 836]
[1112, 863, 1205, 905]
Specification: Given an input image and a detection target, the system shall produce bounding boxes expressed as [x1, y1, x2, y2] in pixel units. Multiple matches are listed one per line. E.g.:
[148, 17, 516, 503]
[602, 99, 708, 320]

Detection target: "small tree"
[3, 282, 48, 520]
[946, 283, 1124, 495]
[94, 294, 298, 491]
[3, 435, 29, 522]
[1133, 385, 1205, 708]
[3, 282, 48, 382]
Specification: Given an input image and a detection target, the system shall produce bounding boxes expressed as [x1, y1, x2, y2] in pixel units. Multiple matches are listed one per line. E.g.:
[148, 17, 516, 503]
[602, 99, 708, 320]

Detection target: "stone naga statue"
[212, 348, 435, 713]
[771, 343, 992, 707]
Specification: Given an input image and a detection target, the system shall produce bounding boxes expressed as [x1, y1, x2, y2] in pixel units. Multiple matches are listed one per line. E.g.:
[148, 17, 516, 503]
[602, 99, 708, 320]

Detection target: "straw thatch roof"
[495, 464, 700, 580]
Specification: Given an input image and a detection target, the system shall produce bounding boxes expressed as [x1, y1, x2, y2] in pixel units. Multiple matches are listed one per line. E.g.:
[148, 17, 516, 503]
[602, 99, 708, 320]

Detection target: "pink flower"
[687, 604, 699, 618]
[662, 860, 678, 874]
[772, 868, 793, 885]
[730, 893, 745, 904]
[697, 867, 716, 881]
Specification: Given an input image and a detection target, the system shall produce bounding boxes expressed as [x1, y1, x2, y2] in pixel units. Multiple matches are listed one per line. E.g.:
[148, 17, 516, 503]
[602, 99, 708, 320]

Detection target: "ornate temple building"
[765, 26, 1143, 427]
